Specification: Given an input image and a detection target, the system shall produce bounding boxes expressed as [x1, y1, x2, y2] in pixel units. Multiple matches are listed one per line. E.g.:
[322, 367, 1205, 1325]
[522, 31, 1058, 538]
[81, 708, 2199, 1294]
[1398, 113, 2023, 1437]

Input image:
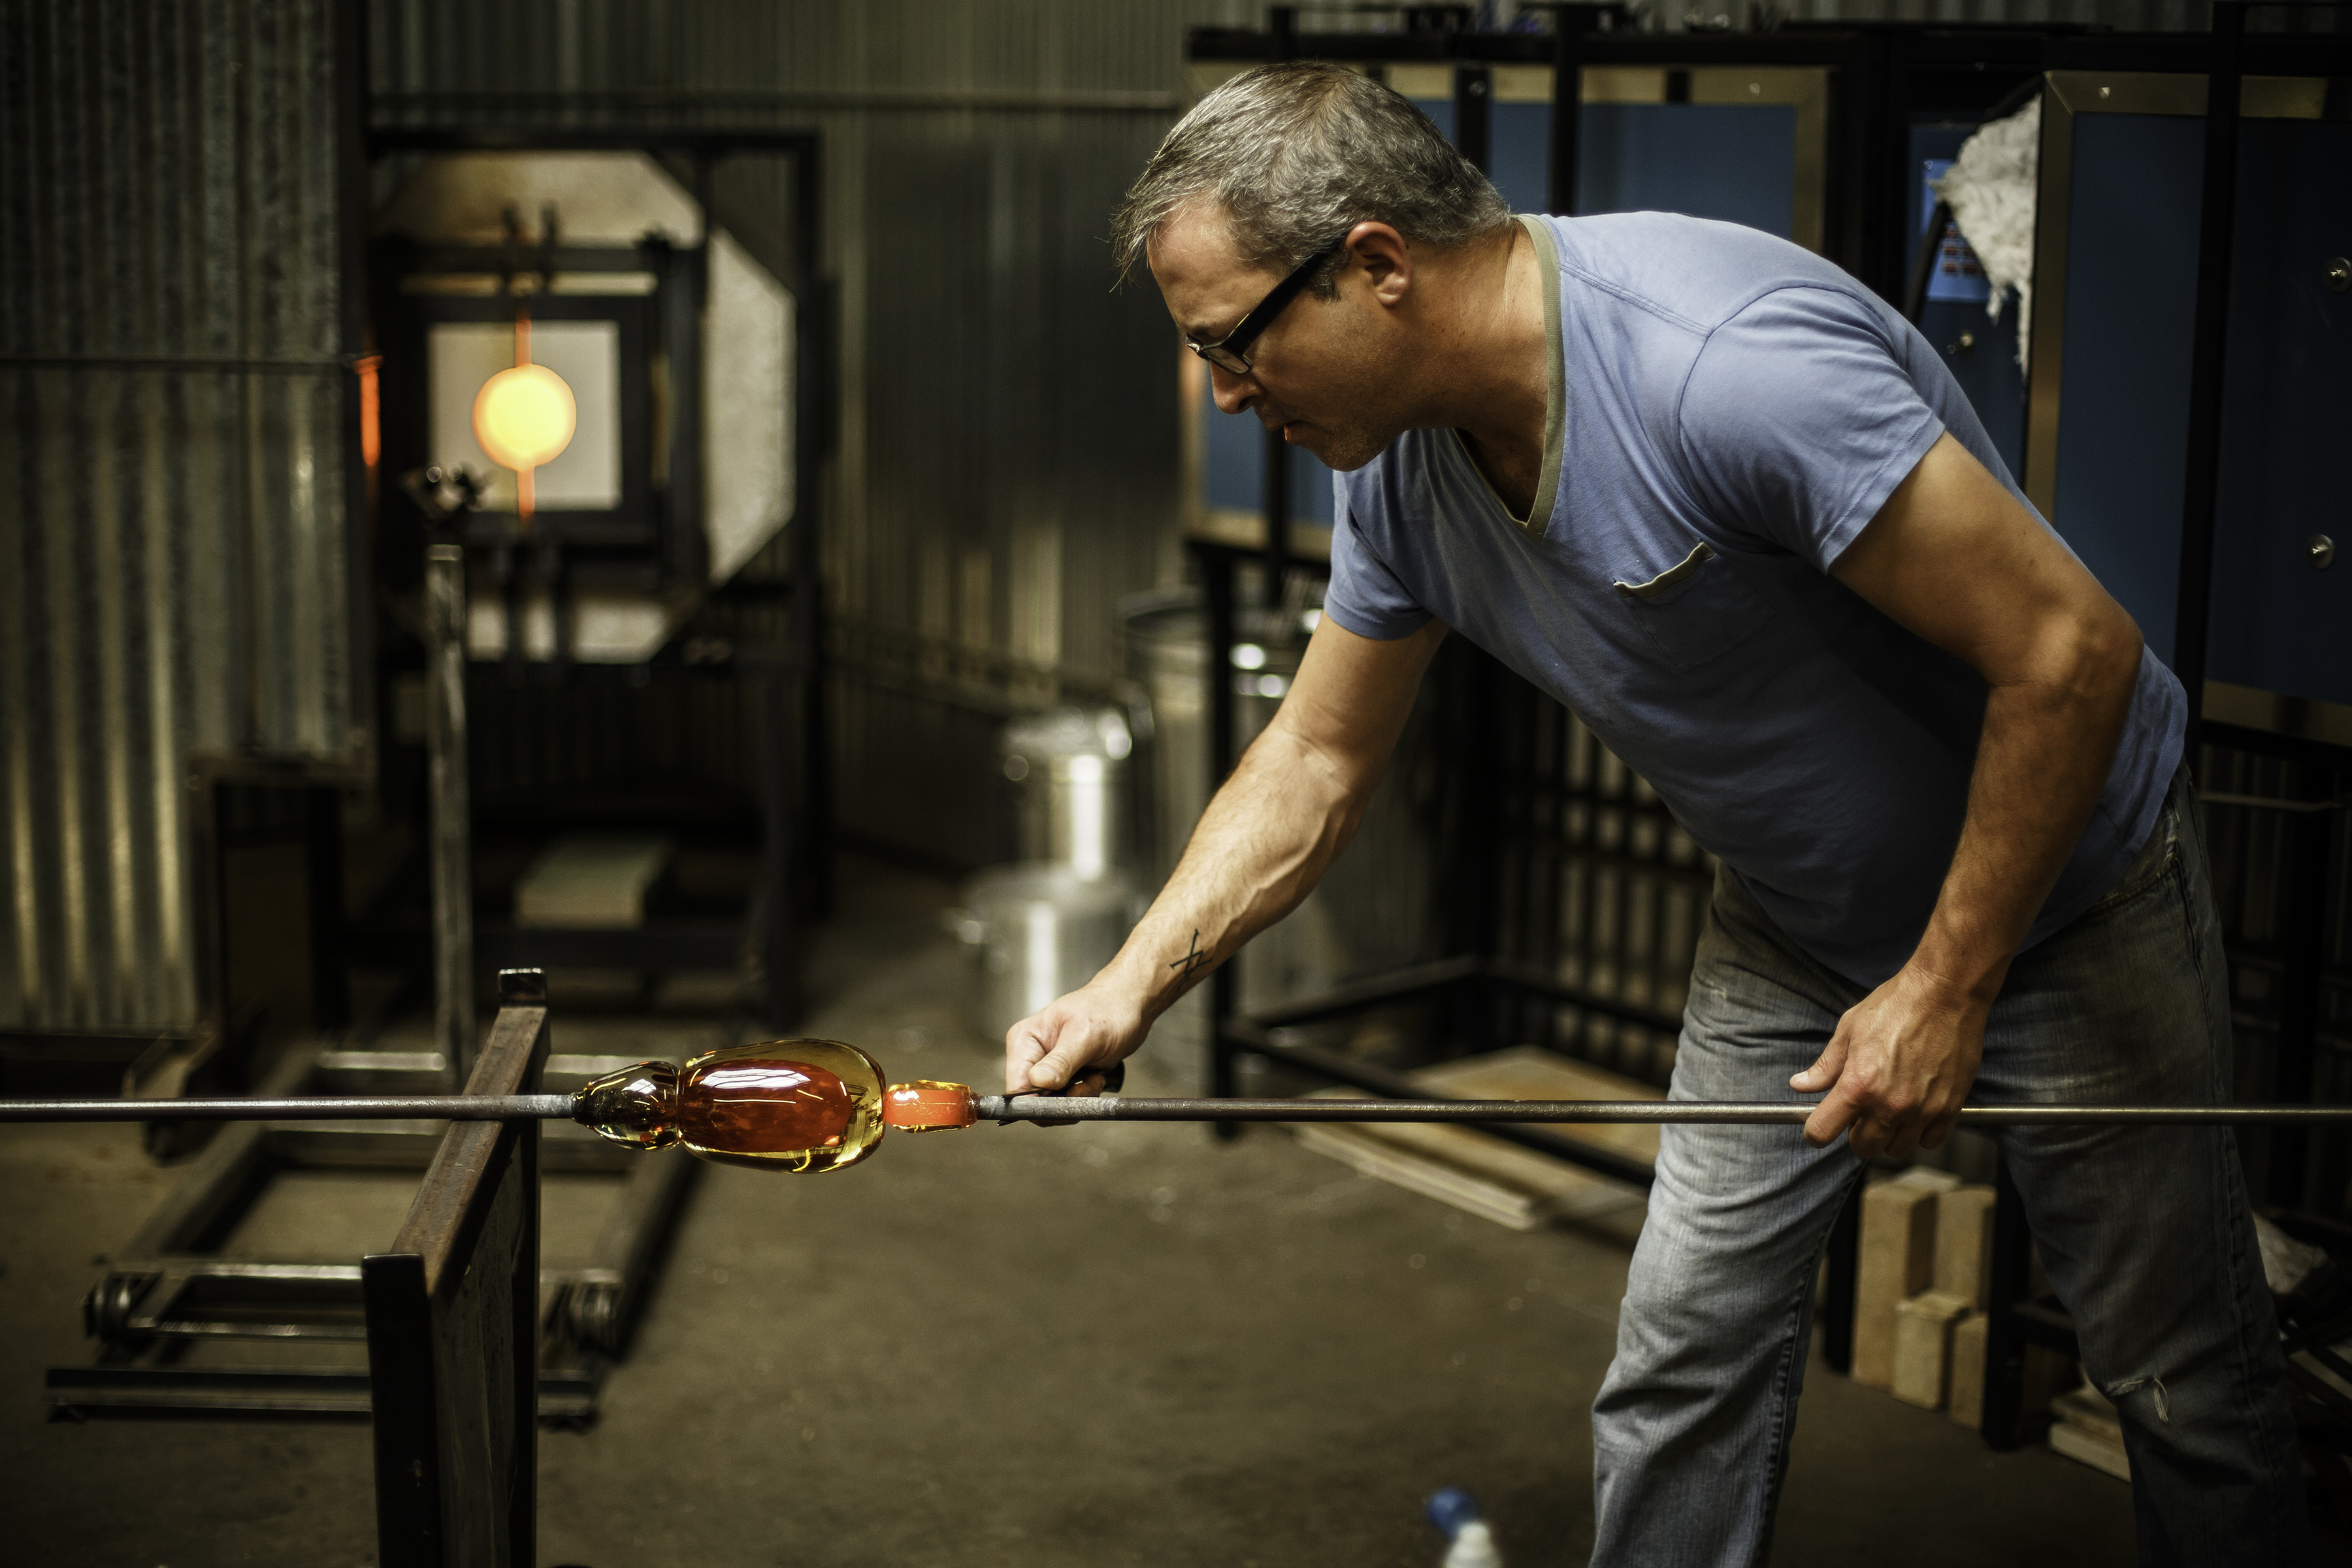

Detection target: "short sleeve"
[1322, 485, 1433, 640]
[1674, 287, 1946, 573]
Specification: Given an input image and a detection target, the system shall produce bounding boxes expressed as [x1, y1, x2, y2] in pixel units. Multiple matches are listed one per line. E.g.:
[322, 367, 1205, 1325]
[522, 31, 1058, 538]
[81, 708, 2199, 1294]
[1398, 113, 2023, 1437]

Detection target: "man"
[1007, 63, 2303, 1565]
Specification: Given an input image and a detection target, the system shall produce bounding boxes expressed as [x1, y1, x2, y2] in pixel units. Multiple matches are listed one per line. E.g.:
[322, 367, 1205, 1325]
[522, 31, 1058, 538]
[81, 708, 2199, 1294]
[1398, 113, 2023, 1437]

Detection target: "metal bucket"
[953, 864, 1137, 1045]
[1000, 707, 1132, 881]
[1120, 590, 1310, 887]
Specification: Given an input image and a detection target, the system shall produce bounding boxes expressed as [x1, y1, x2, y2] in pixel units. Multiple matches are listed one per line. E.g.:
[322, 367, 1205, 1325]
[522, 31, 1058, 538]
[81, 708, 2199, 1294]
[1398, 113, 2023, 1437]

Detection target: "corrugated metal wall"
[1, 0, 359, 1033]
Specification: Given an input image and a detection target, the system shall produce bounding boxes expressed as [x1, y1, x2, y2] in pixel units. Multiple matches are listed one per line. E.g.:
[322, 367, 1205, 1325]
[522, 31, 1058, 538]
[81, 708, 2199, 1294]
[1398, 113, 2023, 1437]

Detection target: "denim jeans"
[1589, 769, 2306, 1566]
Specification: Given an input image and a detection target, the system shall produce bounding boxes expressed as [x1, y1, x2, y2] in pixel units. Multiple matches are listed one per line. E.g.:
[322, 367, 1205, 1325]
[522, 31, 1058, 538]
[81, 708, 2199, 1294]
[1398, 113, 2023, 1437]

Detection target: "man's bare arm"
[1004, 615, 1445, 1091]
[1797, 432, 2144, 1157]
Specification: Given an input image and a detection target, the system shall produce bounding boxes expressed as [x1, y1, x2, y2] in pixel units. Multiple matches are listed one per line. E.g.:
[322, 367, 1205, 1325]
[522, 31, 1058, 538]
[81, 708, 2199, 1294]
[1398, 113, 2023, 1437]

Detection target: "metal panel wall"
[0, 0, 361, 1032]
[368, 1, 1264, 868]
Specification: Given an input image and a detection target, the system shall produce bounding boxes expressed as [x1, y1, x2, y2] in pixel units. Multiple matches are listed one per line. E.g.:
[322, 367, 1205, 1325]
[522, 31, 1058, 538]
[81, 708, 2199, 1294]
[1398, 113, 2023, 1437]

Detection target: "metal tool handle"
[0, 1094, 577, 1124]
[975, 1096, 2352, 1126]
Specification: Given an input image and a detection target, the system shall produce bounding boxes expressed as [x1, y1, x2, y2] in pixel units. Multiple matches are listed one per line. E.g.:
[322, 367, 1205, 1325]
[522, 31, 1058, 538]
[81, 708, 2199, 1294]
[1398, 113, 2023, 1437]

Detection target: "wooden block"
[1933, 1185, 1998, 1309]
[1892, 1289, 1971, 1409]
[1947, 1311, 1987, 1429]
[2050, 1422, 2132, 1481]
[514, 834, 672, 928]
[1286, 1049, 1659, 1231]
[1852, 1168, 1961, 1390]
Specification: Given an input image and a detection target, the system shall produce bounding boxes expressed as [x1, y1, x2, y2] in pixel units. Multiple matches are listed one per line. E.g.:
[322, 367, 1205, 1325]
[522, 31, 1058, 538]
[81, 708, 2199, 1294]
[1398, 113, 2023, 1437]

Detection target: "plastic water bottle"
[1426, 1488, 1503, 1568]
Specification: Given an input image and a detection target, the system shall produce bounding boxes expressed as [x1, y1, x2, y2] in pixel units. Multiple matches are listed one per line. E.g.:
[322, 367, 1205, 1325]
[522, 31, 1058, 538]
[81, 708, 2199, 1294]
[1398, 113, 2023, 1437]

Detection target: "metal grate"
[2198, 736, 2352, 1220]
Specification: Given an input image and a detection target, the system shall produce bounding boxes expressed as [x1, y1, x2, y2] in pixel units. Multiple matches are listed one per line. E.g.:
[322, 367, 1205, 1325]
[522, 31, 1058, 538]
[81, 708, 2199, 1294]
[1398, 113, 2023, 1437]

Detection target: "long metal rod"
[0, 1096, 575, 1124]
[6, 1094, 2349, 1128]
[978, 1096, 2352, 1126]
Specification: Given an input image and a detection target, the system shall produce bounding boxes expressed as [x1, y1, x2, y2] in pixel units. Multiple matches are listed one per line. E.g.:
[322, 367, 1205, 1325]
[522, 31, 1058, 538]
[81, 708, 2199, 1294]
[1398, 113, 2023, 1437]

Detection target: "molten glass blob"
[880, 1079, 980, 1132]
[471, 363, 578, 472]
[572, 1048, 983, 1173]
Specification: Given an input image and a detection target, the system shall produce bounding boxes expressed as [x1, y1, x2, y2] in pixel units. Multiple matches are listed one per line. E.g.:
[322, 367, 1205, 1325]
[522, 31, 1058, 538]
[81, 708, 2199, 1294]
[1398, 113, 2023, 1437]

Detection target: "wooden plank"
[1287, 1047, 1656, 1230]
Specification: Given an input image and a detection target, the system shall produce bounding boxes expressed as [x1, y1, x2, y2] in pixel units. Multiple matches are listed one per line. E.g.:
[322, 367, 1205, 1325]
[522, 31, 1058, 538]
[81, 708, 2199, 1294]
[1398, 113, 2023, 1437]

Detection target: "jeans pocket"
[1614, 544, 1774, 675]
[2085, 802, 2178, 917]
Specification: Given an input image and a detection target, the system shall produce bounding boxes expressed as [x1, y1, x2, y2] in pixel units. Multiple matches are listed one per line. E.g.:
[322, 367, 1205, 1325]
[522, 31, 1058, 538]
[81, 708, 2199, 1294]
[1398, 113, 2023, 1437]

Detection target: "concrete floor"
[1, 857, 2144, 1565]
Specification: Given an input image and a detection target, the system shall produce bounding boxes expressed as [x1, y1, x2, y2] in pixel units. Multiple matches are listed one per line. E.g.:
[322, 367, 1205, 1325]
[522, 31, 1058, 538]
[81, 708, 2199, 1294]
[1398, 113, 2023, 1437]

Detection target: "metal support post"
[1547, 24, 1583, 216]
[1260, 429, 1291, 609]
[755, 662, 801, 1031]
[1453, 62, 1492, 182]
[1203, 547, 1242, 1135]
[1260, 11, 1296, 615]
[2267, 762, 2336, 1207]
[307, 787, 350, 1032]
[1820, 1178, 1863, 1375]
[2172, 1, 2246, 759]
[425, 543, 477, 1086]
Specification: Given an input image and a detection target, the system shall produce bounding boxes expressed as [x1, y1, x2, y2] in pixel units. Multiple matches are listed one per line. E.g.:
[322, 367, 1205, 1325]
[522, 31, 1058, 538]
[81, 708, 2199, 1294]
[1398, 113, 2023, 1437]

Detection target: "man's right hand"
[1004, 979, 1151, 1093]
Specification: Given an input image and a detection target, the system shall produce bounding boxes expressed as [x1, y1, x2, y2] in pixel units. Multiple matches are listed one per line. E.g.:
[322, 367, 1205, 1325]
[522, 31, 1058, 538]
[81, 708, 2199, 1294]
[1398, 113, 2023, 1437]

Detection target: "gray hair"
[1111, 63, 1513, 297]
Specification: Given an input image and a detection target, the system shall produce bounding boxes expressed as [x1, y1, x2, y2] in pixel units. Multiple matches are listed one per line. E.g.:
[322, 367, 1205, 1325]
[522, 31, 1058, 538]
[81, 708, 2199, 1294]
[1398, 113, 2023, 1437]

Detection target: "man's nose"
[1208, 363, 1258, 416]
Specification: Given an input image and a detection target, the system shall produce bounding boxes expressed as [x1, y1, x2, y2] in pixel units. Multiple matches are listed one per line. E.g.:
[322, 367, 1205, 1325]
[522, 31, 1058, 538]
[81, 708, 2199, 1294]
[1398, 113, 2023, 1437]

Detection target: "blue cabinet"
[2028, 74, 2352, 708]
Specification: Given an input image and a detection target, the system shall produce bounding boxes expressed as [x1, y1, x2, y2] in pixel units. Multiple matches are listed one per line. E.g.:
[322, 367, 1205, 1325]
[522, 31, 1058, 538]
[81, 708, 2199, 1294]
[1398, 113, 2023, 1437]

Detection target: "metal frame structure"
[360, 125, 834, 1033]
[46, 970, 693, 1426]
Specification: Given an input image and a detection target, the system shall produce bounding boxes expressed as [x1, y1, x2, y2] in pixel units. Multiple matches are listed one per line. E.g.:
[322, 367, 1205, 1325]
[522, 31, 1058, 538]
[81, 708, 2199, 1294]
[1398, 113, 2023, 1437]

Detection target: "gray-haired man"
[1008, 63, 2303, 1565]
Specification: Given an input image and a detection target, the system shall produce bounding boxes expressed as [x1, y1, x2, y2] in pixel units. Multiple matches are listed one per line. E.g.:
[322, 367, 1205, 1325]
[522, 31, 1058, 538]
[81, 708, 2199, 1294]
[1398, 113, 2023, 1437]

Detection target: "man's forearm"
[1101, 723, 1367, 1022]
[1911, 635, 2142, 1002]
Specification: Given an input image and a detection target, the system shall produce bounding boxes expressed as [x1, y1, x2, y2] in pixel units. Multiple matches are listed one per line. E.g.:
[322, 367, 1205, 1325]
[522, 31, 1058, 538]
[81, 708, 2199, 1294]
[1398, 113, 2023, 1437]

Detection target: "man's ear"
[1345, 221, 1413, 306]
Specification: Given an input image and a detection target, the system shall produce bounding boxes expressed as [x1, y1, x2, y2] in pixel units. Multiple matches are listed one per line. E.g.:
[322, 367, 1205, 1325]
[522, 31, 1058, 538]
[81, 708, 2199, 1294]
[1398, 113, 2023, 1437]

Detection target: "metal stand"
[46, 970, 696, 1425]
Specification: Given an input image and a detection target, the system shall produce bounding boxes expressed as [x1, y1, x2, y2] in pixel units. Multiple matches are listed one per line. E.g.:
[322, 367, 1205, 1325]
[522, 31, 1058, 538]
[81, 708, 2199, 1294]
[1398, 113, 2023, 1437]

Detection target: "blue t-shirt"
[1324, 212, 2185, 987]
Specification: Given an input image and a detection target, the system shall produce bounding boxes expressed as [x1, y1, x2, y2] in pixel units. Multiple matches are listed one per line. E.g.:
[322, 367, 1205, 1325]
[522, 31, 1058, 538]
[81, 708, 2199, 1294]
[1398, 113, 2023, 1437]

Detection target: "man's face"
[1147, 205, 1413, 473]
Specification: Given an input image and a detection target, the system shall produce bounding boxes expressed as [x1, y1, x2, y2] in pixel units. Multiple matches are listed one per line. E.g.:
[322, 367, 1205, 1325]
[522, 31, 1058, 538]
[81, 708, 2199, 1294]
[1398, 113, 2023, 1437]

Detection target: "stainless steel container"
[954, 864, 1137, 1045]
[1000, 707, 1132, 881]
[1120, 591, 1309, 887]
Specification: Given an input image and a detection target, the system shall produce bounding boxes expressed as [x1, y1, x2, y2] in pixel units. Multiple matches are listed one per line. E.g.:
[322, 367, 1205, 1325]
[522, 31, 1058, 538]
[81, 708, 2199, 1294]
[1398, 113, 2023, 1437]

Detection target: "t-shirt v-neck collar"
[1445, 214, 1565, 536]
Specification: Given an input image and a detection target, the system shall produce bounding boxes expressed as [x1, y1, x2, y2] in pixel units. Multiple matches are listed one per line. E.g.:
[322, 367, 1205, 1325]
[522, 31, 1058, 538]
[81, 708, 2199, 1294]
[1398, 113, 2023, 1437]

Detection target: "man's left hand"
[1791, 964, 1997, 1160]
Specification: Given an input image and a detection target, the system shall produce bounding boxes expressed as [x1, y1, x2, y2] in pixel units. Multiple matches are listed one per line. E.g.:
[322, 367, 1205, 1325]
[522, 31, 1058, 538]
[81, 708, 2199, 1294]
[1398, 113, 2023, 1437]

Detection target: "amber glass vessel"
[676, 1039, 889, 1173]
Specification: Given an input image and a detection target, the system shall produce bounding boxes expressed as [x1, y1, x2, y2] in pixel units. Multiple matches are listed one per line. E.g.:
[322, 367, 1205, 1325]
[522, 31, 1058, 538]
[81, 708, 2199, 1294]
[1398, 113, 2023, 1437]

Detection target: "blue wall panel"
[2047, 112, 2352, 708]
[1490, 101, 1551, 214]
[2048, 114, 2204, 666]
[1573, 103, 1796, 237]
[2207, 118, 2352, 706]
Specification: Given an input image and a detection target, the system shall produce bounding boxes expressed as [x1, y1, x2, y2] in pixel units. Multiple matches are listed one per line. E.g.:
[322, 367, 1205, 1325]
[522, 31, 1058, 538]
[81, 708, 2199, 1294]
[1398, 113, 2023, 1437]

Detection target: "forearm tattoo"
[1168, 928, 1207, 979]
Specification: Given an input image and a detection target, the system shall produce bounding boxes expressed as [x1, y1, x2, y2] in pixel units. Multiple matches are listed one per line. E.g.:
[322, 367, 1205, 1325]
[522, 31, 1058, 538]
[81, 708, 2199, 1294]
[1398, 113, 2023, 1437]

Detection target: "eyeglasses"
[1183, 234, 1349, 376]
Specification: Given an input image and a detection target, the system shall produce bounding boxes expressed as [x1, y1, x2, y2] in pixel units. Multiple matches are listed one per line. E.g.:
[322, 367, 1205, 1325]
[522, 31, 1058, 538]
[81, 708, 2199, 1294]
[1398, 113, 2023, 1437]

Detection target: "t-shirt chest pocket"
[1612, 541, 1774, 674]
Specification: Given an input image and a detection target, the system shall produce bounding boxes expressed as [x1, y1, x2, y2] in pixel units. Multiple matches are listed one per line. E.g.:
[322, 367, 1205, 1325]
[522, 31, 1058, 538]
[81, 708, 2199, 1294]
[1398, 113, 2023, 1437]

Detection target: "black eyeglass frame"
[1183, 233, 1350, 376]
